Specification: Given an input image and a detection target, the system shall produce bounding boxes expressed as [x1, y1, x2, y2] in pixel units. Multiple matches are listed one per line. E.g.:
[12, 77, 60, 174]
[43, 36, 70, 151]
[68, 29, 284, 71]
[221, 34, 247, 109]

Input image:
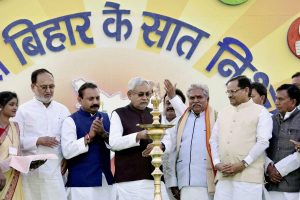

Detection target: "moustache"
[90, 104, 100, 109]
[192, 103, 202, 108]
[189, 103, 203, 111]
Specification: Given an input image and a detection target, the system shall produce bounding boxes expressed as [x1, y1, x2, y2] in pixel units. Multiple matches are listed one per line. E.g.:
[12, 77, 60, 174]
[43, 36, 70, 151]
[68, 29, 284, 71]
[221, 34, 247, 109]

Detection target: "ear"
[31, 84, 35, 91]
[77, 96, 82, 104]
[261, 95, 266, 104]
[245, 87, 250, 96]
[127, 91, 132, 100]
[291, 98, 297, 108]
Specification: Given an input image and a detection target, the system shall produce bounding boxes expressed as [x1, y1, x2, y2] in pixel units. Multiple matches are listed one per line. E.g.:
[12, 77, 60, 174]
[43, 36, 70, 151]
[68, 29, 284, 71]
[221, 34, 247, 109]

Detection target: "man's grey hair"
[128, 77, 150, 91]
[186, 84, 209, 98]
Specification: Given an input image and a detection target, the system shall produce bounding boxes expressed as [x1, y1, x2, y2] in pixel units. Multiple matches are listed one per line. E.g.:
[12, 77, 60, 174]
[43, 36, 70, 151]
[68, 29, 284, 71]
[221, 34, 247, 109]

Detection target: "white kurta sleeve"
[210, 118, 221, 166]
[169, 95, 187, 117]
[13, 109, 39, 151]
[161, 129, 171, 154]
[61, 117, 88, 159]
[274, 152, 300, 177]
[243, 109, 273, 165]
[163, 125, 178, 187]
[109, 111, 140, 151]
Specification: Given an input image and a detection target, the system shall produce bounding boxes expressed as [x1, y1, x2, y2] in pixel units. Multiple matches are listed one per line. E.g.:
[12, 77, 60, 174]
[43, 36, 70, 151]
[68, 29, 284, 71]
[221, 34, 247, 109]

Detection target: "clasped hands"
[88, 117, 108, 140]
[215, 161, 246, 176]
[266, 163, 282, 183]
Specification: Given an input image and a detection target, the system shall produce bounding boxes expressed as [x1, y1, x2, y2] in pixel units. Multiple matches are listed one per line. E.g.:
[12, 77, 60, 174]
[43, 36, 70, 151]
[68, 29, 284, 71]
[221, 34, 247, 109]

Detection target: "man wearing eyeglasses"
[265, 84, 300, 200]
[210, 75, 272, 200]
[14, 68, 70, 200]
[109, 77, 170, 200]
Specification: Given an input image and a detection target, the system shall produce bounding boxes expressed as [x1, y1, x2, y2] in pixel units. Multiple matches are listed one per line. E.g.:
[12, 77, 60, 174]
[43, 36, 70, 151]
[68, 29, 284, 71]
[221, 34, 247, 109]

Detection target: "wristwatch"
[242, 160, 249, 168]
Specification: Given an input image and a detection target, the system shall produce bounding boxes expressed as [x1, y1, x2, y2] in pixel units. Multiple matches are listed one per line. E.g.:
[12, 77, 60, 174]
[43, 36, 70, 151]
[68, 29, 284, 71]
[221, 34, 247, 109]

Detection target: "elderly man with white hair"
[109, 77, 170, 200]
[166, 83, 217, 200]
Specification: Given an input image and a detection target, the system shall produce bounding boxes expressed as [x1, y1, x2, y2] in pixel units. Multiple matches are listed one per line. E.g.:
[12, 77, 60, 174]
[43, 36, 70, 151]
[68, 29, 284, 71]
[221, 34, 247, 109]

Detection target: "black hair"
[251, 82, 268, 104]
[226, 75, 252, 97]
[276, 84, 300, 106]
[31, 68, 53, 84]
[78, 82, 98, 98]
[0, 91, 18, 108]
[163, 89, 186, 104]
[291, 72, 300, 79]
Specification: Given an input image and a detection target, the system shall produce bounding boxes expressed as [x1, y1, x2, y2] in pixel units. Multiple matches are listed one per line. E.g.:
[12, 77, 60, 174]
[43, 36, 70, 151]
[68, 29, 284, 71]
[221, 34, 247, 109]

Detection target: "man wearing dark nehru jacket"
[265, 84, 300, 200]
[61, 82, 114, 200]
[109, 77, 170, 200]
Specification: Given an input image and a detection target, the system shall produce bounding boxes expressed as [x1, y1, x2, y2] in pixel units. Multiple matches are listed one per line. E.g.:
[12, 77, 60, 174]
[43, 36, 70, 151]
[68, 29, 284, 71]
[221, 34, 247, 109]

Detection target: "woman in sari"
[0, 91, 24, 200]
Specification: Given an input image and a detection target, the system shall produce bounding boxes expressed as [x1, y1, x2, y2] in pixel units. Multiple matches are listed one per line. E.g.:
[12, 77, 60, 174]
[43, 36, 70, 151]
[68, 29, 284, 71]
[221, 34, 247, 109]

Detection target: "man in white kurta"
[161, 80, 187, 200]
[210, 75, 272, 200]
[14, 68, 69, 200]
[166, 83, 216, 200]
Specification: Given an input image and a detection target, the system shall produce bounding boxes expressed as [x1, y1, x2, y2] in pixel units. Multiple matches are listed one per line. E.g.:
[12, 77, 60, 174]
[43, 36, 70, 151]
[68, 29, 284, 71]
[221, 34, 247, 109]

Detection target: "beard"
[35, 95, 53, 104]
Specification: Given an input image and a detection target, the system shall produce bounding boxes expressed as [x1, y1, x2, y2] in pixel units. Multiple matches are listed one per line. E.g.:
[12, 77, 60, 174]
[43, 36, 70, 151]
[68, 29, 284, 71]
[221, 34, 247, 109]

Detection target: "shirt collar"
[78, 107, 101, 118]
[282, 107, 297, 120]
[190, 109, 204, 118]
[162, 115, 178, 124]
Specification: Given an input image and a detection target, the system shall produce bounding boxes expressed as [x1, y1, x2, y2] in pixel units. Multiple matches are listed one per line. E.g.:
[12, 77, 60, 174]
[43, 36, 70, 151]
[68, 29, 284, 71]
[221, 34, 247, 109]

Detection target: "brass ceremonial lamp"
[138, 87, 174, 200]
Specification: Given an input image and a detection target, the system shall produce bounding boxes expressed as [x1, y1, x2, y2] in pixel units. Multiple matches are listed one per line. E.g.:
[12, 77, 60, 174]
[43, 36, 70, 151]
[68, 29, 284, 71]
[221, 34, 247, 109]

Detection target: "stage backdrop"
[0, 0, 299, 114]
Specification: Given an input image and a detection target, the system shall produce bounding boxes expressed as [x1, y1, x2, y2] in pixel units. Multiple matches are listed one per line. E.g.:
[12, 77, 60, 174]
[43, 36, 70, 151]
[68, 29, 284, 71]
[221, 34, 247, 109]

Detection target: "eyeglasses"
[35, 84, 55, 91]
[225, 88, 242, 95]
[132, 90, 152, 97]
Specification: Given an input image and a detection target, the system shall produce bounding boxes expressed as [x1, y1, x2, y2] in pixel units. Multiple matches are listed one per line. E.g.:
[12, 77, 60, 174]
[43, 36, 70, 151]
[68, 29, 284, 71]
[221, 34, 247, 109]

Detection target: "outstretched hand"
[164, 79, 177, 99]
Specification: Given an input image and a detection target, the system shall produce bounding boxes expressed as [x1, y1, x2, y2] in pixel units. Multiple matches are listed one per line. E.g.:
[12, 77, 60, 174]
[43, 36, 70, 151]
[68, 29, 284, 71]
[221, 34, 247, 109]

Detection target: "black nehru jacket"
[266, 109, 300, 192]
[113, 104, 154, 183]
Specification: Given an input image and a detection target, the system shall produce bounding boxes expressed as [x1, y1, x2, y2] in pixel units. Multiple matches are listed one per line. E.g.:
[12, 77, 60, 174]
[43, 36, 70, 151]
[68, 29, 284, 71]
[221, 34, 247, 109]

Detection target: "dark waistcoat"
[66, 108, 114, 187]
[266, 109, 300, 192]
[114, 104, 154, 183]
